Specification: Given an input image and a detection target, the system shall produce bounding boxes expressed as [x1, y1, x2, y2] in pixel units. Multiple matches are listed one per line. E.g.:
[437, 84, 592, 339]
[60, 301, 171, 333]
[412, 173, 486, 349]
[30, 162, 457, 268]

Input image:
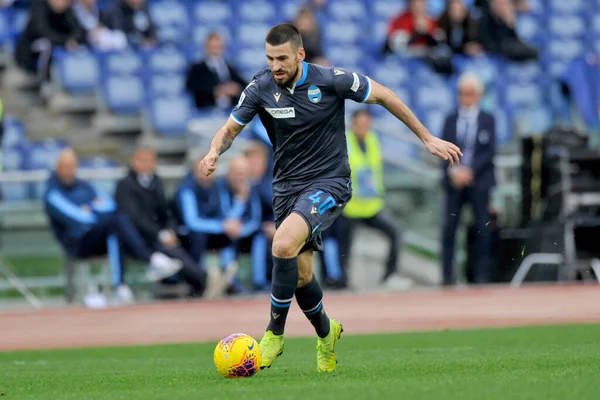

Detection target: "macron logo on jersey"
[265, 107, 295, 119]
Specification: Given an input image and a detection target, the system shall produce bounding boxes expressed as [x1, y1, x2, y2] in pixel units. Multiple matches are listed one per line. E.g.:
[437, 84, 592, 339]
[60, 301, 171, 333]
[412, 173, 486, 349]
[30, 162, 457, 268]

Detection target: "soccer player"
[198, 24, 462, 373]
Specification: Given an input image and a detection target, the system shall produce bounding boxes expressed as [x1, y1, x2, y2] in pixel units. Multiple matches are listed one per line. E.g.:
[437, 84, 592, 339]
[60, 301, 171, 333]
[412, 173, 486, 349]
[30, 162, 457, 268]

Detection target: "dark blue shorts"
[273, 177, 352, 252]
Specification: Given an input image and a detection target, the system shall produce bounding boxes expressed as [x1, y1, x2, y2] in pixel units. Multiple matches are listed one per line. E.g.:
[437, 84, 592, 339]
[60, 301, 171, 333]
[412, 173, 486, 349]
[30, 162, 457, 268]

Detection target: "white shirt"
[457, 106, 480, 166]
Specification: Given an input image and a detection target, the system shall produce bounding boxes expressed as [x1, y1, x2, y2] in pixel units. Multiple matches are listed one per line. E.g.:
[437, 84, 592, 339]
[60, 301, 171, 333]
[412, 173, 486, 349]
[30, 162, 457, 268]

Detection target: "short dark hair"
[352, 109, 372, 120]
[265, 23, 303, 51]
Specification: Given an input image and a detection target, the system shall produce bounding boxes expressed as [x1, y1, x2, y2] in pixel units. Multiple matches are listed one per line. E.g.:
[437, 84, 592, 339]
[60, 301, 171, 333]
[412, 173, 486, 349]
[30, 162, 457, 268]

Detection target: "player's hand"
[200, 151, 219, 176]
[424, 136, 463, 167]
[223, 220, 242, 239]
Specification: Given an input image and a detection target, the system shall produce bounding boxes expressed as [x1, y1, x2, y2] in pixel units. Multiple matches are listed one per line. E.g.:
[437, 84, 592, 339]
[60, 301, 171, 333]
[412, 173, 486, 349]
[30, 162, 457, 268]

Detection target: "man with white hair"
[440, 72, 496, 286]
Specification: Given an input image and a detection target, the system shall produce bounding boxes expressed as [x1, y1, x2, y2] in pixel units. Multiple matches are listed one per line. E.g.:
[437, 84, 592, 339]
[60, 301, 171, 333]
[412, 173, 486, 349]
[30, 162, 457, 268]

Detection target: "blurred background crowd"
[0, 0, 599, 308]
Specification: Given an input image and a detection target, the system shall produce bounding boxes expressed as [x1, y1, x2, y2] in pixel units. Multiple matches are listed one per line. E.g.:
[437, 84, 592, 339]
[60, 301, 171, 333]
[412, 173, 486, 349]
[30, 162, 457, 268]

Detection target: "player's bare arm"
[199, 116, 245, 176]
[365, 79, 463, 167]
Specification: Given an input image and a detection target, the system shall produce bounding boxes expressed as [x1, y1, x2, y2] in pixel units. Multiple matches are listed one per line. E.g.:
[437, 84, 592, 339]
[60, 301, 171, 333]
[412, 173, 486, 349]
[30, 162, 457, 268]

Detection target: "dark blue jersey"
[231, 61, 371, 196]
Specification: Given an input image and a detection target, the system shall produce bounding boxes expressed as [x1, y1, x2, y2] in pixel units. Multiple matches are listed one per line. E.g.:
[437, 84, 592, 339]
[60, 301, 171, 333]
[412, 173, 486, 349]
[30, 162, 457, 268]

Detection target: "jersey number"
[309, 191, 336, 215]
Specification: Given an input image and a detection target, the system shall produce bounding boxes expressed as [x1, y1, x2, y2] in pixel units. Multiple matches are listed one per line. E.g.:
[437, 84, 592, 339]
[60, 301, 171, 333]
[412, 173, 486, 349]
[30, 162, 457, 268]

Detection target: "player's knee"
[271, 236, 301, 258]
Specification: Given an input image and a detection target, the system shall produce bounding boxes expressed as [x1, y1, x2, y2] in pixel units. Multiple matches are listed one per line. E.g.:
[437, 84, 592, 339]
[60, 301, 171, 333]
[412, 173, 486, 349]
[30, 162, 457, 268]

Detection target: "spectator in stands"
[115, 146, 219, 299]
[384, 0, 444, 57]
[44, 148, 183, 304]
[291, 7, 323, 63]
[15, 0, 86, 80]
[245, 140, 275, 290]
[475, 0, 531, 14]
[441, 72, 496, 286]
[102, 0, 156, 49]
[173, 159, 239, 297]
[72, 0, 127, 51]
[185, 32, 247, 111]
[478, 0, 538, 61]
[437, 0, 483, 56]
[338, 110, 413, 291]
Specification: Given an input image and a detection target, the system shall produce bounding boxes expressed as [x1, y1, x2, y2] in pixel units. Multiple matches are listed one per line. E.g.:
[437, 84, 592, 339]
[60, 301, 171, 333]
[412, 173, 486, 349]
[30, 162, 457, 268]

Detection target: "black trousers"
[337, 208, 403, 283]
[441, 185, 492, 285]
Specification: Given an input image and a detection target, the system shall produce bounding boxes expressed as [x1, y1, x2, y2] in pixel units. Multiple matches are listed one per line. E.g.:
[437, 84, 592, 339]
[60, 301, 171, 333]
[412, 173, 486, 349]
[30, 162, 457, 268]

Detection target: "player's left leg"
[295, 249, 343, 373]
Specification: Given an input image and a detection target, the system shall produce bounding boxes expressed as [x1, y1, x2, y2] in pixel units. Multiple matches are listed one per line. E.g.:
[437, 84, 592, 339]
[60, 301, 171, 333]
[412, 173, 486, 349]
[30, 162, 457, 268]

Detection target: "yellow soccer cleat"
[316, 319, 343, 373]
[259, 330, 284, 369]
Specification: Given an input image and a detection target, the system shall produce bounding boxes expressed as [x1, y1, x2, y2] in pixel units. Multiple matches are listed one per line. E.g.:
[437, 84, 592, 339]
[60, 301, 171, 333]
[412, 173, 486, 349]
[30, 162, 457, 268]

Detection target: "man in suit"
[441, 72, 496, 285]
[185, 32, 247, 110]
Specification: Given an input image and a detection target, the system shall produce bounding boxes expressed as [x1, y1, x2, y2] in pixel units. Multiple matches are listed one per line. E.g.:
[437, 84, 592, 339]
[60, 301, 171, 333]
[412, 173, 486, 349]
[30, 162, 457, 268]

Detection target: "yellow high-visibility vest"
[344, 130, 385, 219]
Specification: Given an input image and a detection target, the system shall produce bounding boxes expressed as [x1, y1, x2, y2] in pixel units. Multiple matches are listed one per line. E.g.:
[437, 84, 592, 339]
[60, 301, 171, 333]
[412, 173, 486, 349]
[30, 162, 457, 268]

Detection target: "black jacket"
[185, 60, 247, 109]
[102, 0, 156, 47]
[15, 1, 86, 71]
[115, 169, 174, 247]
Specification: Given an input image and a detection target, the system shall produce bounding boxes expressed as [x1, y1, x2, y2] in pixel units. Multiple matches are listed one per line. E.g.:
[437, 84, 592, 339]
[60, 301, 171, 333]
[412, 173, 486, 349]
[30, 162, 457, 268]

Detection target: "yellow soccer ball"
[214, 333, 262, 378]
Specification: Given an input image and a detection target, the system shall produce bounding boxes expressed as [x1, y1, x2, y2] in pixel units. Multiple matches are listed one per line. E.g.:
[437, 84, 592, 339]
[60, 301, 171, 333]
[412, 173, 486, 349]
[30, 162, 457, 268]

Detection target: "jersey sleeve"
[331, 67, 372, 103]
[230, 79, 261, 126]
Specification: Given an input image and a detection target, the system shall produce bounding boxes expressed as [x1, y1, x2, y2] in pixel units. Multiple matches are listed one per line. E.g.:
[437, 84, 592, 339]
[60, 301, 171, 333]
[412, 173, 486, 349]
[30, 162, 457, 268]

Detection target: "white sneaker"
[147, 252, 183, 282]
[84, 292, 108, 309]
[115, 284, 135, 305]
[383, 274, 414, 292]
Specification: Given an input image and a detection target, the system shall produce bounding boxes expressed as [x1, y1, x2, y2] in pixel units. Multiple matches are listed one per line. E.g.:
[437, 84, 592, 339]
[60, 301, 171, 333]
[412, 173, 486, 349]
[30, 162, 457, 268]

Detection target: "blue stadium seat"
[279, 0, 302, 21]
[235, 23, 272, 47]
[428, 0, 446, 17]
[52, 48, 99, 94]
[513, 106, 553, 135]
[101, 75, 144, 115]
[79, 157, 118, 195]
[148, 0, 189, 43]
[326, 44, 362, 68]
[144, 45, 188, 74]
[147, 73, 185, 97]
[453, 56, 503, 88]
[547, 38, 586, 61]
[237, 0, 277, 23]
[370, 0, 406, 21]
[549, 0, 585, 13]
[494, 109, 512, 146]
[235, 47, 268, 81]
[592, 15, 600, 36]
[548, 15, 586, 39]
[413, 84, 455, 112]
[516, 15, 546, 43]
[1, 117, 27, 149]
[98, 50, 143, 76]
[370, 61, 410, 88]
[26, 139, 69, 199]
[147, 95, 192, 137]
[501, 82, 544, 109]
[11, 9, 28, 42]
[190, 1, 232, 25]
[1, 147, 30, 202]
[326, 0, 368, 22]
[323, 21, 363, 46]
[0, 9, 11, 45]
[423, 109, 448, 138]
[372, 19, 390, 46]
[503, 61, 545, 84]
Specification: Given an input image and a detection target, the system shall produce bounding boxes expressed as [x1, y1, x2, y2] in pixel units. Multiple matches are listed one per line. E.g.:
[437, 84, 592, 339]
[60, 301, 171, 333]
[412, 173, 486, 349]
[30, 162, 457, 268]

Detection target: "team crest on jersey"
[308, 85, 321, 104]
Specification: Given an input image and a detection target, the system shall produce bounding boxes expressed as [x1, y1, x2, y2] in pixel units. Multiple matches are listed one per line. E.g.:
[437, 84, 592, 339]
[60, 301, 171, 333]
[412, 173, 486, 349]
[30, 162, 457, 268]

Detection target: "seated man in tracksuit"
[244, 140, 275, 290]
[44, 148, 182, 303]
[174, 155, 267, 293]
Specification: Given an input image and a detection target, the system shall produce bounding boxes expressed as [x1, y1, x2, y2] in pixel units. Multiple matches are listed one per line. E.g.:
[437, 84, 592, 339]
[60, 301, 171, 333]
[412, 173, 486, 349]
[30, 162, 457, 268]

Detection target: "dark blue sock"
[295, 274, 330, 338]
[266, 256, 298, 335]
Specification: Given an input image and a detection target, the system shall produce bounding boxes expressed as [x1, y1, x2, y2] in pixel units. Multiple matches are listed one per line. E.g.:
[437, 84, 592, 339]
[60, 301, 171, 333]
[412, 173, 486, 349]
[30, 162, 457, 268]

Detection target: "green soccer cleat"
[316, 319, 343, 373]
[259, 330, 284, 369]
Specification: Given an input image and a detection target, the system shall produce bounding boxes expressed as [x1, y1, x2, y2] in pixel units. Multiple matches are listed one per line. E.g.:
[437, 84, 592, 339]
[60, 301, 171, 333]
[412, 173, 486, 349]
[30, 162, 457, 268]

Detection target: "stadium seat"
[98, 50, 143, 76]
[1, 117, 27, 149]
[190, 1, 232, 25]
[79, 157, 118, 195]
[513, 106, 553, 135]
[323, 21, 363, 45]
[147, 73, 185, 97]
[370, 61, 410, 88]
[428, 0, 446, 17]
[0, 147, 30, 202]
[234, 47, 268, 81]
[547, 38, 586, 61]
[326, 0, 368, 22]
[548, 15, 586, 39]
[235, 23, 272, 47]
[148, 0, 189, 43]
[237, 0, 277, 23]
[10, 9, 28, 43]
[422, 109, 448, 138]
[516, 15, 546, 43]
[494, 109, 512, 146]
[592, 15, 600, 36]
[52, 48, 99, 94]
[453, 55, 503, 88]
[144, 45, 188, 74]
[413, 84, 455, 112]
[503, 61, 544, 83]
[280, 0, 301, 21]
[501, 82, 544, 109]
[101, 75, 145, 115]
[549, 0, 584, 13]
[147, 95, 192, 137]
[326, 44, 362, 68]
[370, 0, 406, 21]
[0, 9, 11, 45]
[26, 139, 69, 199]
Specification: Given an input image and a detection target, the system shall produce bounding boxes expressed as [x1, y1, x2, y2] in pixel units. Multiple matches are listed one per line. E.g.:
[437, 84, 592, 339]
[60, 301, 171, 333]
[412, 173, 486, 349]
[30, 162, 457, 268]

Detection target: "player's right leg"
[259, 212, 308, 369]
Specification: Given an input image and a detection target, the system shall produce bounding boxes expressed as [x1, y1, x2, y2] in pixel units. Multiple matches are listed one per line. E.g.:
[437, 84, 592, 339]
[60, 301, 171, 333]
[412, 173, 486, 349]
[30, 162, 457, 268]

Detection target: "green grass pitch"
[1, 324, 599, 400]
